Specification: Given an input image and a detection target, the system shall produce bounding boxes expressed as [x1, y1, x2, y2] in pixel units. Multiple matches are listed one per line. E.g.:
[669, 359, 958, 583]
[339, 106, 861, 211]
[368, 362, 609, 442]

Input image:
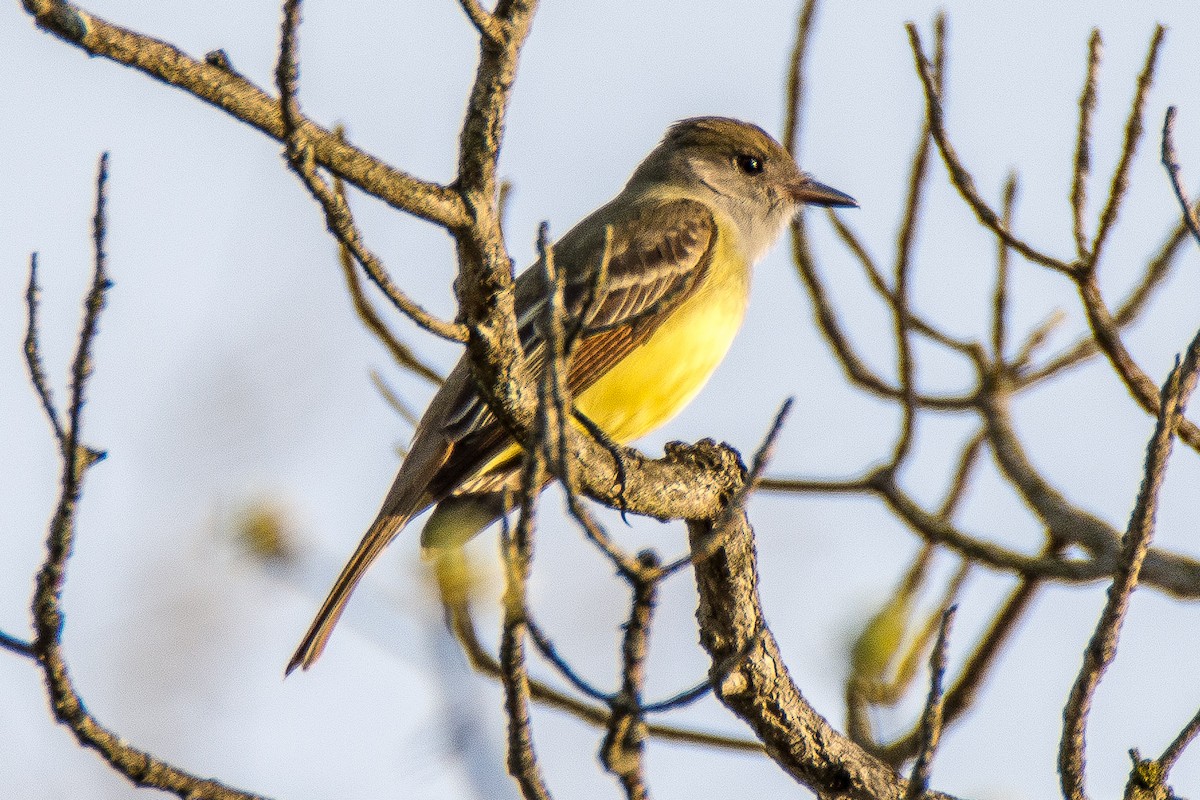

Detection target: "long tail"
[286, 508, 416, 674]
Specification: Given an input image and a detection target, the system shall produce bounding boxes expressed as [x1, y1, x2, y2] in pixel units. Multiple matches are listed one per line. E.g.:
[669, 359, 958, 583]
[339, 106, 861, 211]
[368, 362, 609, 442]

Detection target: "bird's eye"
[735, 154, 764, 175]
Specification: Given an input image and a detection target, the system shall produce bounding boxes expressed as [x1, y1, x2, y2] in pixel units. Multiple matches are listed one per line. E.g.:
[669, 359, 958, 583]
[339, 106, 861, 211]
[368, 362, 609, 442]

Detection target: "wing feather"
[429, 198, 717, 499]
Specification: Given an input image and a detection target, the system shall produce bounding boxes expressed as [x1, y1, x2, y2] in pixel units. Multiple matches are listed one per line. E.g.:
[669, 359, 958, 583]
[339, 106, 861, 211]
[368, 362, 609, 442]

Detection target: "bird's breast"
[574, 234, 751, 444]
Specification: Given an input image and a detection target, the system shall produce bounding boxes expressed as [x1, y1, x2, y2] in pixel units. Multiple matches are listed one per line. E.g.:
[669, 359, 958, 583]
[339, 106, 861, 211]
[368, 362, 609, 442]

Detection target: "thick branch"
[688, 508, 954, 800]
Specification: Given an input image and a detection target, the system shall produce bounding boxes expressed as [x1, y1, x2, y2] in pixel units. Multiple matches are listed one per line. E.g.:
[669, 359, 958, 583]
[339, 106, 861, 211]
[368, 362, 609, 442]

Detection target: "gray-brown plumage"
[287, 118, 855, 674]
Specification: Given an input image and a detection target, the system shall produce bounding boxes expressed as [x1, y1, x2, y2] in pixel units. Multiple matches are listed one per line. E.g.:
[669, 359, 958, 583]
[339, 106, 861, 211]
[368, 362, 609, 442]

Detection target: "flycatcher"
[288, 117, 855, 673]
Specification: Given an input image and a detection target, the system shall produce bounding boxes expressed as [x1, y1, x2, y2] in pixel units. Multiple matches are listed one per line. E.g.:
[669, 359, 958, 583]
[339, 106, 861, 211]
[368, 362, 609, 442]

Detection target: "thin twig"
[1161, 106, 1200, 248]
[771, 466, 1148, 587]
[67, 154, 110, 458]
[641, 630, 766, 714]
[601, 552, 658, 800]
[27, 155, 266, 800]
[458, 0, 505, 42]
[334, 179, 444, 386]
[1073, 271, 1200, 450]
[1059, 335, 1200, 800]
[499, 450, 554, 800]
[1160, 705, 1200, 773]
[1010, 310, 1066, 373]
[1071, 31, 1102, 260]
[893, 564, 968, 707]
[992, 174, 1018, 362]
[1019, 210, 1195, 385]
[888, 37, 939, 468]
[22, 0, 467, 226]
[873, 473, 1102, 582]
[23, 254, 66, 447]
[0, 630, 36, 658]
[1086, 26, 1165, 274]
[847, 546, 936, 738]
[828, 215, 980, 359]
[369, 370, 423, 429]
[788, 2, 979, 412]
[879, 542, 1060, 766]
[758, 475, 875, 494]
[906, 23, 1073, 275]
[438, 579, 764, 752]
[275, 0, 467, 343]
[937, 429, 987, 519]
[905, 607, 956, 800]
[533, 225, 644, 578]
[782, 0, 819, 159]
[526, 619, 612, 703]
[796, 213, 978, 411]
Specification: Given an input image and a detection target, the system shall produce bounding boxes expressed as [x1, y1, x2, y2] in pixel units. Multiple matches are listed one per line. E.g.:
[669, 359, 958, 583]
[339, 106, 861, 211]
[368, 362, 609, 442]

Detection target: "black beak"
[790, 177, 858, 208]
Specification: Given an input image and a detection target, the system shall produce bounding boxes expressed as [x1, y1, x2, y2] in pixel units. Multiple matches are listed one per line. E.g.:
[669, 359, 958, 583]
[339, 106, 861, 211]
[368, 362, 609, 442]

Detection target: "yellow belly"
[476, 227, 749, 473]
[424, 228, 750, 546]
[574, 263, 749, 442]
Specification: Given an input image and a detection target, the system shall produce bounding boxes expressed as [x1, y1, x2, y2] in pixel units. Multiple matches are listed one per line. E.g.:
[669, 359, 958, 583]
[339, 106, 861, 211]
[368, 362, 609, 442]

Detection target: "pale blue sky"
[3, 2, 1200, 798]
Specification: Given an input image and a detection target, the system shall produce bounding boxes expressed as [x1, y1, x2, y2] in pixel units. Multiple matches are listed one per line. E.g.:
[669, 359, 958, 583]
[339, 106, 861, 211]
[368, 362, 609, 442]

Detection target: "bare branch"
[1159, 705, 1200, 774]
[1059, 335, 1200, 800]
[879, 543, 1058, 766]
[873, 474, 1103, 582]
[1086, 26, 1166, 273]
[904, 607, 955, 800]
[782, 0, 819, 159]
[334, 180, 445, 385]
[758, 474, 875, 494]
[26, 155, 268, 800]
[794, 214, 978, 410]
[1010, 309, 1066, 373]
[601, 552, 659, 800]
[689, 505, 955, 800]
[1071, 31, 1102, 260]
[891, 563, 968, 708]
[906, 23, 1074, 275]
[667, 398, 793, 574]
[937, 429, 986, 520]
[20, 0, 467, 228]
[641, 631, 765, 714]
[437, 569, 764, 752]
[499, 453, 554, 800]
[1019, 212, 1193, 386]
[1161, 106, 1200, 248]
[788, 3, 978, 413]
[526, 619, 611, 703]
[887, 52, 941, 467]
[992, 174, 1018, 362]
[981, 380, 1200, 596]
[23, 254, 66, 447]
[1073, 272, 1200, 451]
[0, 630, 35, 658]
[829, 215, 981, 360]
[275, 0, 468, 343]
[369, 370, 423, 431]
[459, 0, 506, 42]
[455, 0, 536, 200]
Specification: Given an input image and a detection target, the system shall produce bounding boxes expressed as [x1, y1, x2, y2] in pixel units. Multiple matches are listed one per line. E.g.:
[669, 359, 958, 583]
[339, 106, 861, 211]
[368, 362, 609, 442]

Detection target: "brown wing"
[429, 198, 717, 499]
[286, 199, 716, 672]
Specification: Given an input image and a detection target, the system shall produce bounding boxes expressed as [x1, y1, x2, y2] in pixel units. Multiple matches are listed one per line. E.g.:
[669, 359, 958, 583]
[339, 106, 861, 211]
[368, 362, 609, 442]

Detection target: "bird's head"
[631, 116, 856, 260]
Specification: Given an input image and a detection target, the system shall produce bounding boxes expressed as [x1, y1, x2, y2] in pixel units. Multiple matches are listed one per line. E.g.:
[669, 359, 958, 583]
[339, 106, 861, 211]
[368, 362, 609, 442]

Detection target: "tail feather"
[286, 509, 416, 675]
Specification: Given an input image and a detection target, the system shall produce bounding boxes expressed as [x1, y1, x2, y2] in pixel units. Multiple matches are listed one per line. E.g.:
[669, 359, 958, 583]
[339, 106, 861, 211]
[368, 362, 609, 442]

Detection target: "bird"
[287, 116, 856, 674]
